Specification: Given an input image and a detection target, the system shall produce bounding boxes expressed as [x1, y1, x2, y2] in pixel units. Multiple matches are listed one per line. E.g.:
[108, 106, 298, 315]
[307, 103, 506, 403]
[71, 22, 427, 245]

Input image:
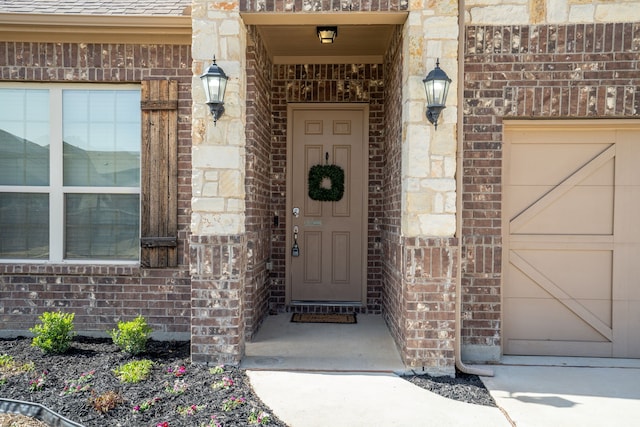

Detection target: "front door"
[287, 104, 368, 304]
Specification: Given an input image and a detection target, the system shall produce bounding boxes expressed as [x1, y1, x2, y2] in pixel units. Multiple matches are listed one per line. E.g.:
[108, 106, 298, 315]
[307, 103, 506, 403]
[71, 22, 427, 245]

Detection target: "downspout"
[454, 0, 494, 377]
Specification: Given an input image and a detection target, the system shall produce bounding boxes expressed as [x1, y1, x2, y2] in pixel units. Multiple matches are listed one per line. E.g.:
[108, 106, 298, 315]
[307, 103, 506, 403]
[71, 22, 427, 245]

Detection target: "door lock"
[292, 226, 300, 257]
[293, 207, 300, 218]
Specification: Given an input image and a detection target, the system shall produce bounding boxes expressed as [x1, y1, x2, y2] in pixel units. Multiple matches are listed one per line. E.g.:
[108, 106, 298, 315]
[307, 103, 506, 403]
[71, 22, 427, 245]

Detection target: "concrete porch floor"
[240, 313, 407, 372]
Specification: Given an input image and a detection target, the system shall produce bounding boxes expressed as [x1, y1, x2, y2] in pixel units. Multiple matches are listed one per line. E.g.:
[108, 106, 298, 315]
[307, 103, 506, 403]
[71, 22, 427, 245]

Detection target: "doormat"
[290, 313, 357, 324]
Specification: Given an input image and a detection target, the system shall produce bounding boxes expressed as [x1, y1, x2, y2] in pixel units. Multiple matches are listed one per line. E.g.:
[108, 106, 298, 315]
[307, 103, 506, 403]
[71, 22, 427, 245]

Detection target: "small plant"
[112, 359, 153, 383]
[108, 315, 153, 355]
[221, 396, 246, 412]
[90, 390, 123, 413]
[166, 365, 187, 377]
[132, 397, 161, 413]
[211, 376, 234, 390]
[201, 415, 222, 427]
[156, 423, 169, 427]
[165, 378, 189, 395]
[209, 365, 225, 375]
[30, 311, 76, 354]
[248, 409, 271, 425]
[60, 370, 95, 396]
[177, 404, 206, 416]
[28, 370, 48, 392]
[0, 354, 34, 377]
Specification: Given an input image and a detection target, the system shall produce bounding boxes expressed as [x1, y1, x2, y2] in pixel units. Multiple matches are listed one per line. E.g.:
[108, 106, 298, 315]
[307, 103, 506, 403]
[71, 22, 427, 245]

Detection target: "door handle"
[292, 227, 300, 257]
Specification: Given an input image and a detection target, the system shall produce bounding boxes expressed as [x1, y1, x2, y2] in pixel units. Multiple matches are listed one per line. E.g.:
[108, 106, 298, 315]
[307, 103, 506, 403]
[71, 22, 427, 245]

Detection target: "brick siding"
[0, 41, 193, 337]
[189, 235, 246, 364]
[244, 26, 273, 339]
[239, 0, 408, 12]
[462, 22, 640, 353]
[381, 25, 404, 357]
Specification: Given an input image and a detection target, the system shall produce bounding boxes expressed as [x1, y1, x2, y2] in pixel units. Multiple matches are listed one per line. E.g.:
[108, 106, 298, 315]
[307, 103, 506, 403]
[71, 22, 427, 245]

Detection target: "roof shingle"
[0, 0, 191, 16]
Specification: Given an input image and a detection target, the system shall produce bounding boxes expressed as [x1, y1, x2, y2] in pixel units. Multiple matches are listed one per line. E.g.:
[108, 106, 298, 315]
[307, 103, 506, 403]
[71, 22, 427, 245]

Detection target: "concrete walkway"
[243, 316, 640, 426]
[248, 370, 511, 427]
[477, 356, 640, 427]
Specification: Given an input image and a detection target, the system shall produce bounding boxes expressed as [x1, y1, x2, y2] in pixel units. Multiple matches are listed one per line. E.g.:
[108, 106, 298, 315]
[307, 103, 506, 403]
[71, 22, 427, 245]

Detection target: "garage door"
[504, 121, 640, 358]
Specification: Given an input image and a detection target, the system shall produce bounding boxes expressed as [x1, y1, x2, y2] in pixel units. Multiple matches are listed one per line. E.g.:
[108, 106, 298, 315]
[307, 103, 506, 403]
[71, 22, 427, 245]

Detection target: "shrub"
[29, 311, 76, 354]
[113, 359, 154, 383]
[90, 390, 123, 413]
[109, 315, 153, 355]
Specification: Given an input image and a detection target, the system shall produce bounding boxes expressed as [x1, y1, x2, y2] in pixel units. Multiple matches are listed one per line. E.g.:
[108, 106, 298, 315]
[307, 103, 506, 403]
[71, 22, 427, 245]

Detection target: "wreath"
[308, 164, 345, 202]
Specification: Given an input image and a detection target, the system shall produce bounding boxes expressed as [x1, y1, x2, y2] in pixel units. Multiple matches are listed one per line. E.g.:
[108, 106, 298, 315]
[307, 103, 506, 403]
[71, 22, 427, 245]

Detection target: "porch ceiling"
[242, 13, 407, 64]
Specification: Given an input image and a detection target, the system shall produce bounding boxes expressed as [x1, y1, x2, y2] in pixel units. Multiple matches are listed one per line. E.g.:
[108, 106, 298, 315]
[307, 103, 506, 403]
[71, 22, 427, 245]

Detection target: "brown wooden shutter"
[140, 79, 179, 268]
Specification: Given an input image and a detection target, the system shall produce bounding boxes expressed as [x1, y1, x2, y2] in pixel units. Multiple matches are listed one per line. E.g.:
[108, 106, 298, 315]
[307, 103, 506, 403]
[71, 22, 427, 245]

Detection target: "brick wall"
[269, 62, 385, 314]
[190, 235, 246, 364]
[381, 25, 404, 355]
[239, 0, 407, 12]
[462, 22, 640, 360]
[244, 26, 273, 339]
[0, 41, 193, 338]
[381, 26, 458, 373]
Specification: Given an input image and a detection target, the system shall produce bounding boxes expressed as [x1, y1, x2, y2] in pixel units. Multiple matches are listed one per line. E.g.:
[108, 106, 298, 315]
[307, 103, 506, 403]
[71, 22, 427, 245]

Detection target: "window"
[0, 85, 141, 262]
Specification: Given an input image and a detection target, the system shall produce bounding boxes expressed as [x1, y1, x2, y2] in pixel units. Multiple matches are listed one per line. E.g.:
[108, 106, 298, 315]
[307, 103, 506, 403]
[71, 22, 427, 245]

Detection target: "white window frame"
[0, 83, 141, 264]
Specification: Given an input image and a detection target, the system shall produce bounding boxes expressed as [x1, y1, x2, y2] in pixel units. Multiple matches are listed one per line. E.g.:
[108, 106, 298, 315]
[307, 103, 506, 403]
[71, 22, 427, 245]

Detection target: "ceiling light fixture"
[317, 26, 338, 44]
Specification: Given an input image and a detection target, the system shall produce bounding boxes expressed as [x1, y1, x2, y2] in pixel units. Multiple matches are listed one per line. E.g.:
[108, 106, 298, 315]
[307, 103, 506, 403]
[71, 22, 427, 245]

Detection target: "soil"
[1, 336, 495, 427]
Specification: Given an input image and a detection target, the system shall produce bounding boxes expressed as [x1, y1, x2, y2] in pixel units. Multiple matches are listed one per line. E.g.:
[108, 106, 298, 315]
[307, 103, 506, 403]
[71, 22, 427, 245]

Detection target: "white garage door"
[504, 120, 640, 358]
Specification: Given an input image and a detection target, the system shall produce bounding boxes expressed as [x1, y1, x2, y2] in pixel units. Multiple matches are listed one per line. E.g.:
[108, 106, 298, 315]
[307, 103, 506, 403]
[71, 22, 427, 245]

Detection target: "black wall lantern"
[200, 56, 228, 125]
[422, 59, 452, 129]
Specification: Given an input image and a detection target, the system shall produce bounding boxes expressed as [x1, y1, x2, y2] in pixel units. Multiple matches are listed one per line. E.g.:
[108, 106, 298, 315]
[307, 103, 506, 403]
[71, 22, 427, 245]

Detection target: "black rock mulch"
[403, 370, 497, 407]
[1, 336, 495, 427]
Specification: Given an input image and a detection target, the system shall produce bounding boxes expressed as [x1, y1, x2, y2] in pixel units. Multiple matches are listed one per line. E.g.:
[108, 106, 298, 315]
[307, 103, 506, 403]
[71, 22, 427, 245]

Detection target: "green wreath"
[308, 164, 345, 202]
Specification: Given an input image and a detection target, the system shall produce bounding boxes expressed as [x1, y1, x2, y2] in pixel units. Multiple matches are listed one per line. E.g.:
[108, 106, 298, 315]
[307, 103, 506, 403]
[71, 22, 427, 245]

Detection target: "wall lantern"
[200, 56, 228, 125]
[422, 59, 452, 129]
[317, 26, 338, 44]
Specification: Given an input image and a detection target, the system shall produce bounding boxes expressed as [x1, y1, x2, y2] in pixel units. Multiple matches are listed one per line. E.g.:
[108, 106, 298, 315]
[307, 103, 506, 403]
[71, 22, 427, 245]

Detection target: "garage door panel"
[625, 300, 640, 355]
[506, 339, 613, 357]
[512, 249, 613, 301]
[510, 186, 614, 235]
[614, 188, 640, 242]
[509, 143, 612, 186]
[506, 298, 611, 342]
[504, 122, 640, 358]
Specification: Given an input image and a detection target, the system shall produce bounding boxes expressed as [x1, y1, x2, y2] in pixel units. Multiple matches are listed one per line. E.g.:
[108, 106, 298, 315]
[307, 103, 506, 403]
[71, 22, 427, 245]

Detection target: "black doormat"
[290, 313, 357, 324]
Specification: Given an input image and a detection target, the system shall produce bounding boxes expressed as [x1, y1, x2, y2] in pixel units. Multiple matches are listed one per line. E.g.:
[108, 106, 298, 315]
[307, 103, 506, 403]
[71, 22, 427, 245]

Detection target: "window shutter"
[140, 79, 179, 268]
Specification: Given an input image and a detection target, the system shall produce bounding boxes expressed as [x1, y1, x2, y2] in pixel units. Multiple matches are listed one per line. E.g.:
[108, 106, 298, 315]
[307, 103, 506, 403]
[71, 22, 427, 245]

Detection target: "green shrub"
[109, 315, 153, 355]
[29, 311, 76, 354]
[112, 359, 154, 383]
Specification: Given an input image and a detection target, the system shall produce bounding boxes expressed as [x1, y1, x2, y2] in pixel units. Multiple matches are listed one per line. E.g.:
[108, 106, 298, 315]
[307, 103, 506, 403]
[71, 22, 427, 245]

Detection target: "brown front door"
[287, 104, 368, 303]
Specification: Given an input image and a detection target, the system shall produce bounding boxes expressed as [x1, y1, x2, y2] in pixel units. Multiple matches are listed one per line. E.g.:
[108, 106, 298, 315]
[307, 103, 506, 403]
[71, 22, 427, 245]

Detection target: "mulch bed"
[0, 337, 286, 427]
[403, 370, 497, 407]
[1, 336, 496, 426]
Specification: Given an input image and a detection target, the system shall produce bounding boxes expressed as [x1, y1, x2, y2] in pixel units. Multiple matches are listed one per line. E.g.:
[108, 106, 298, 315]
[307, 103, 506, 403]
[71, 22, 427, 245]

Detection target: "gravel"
[403, 371, 497, 407]
[1, 336, 495, 426]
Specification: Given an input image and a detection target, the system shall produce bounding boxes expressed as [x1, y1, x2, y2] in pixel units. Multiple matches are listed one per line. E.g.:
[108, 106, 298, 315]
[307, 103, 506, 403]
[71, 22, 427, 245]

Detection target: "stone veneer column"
[400, 0, 459, 374]
[190, 0, 248, 364]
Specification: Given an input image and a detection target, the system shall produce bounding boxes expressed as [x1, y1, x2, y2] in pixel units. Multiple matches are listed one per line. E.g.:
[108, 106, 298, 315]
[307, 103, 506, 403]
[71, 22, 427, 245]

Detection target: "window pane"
[63, 90, 140, 187]
[0, 193, 49, 259]
[0, 89, 50, 185]
[65, 194, 139, 260]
